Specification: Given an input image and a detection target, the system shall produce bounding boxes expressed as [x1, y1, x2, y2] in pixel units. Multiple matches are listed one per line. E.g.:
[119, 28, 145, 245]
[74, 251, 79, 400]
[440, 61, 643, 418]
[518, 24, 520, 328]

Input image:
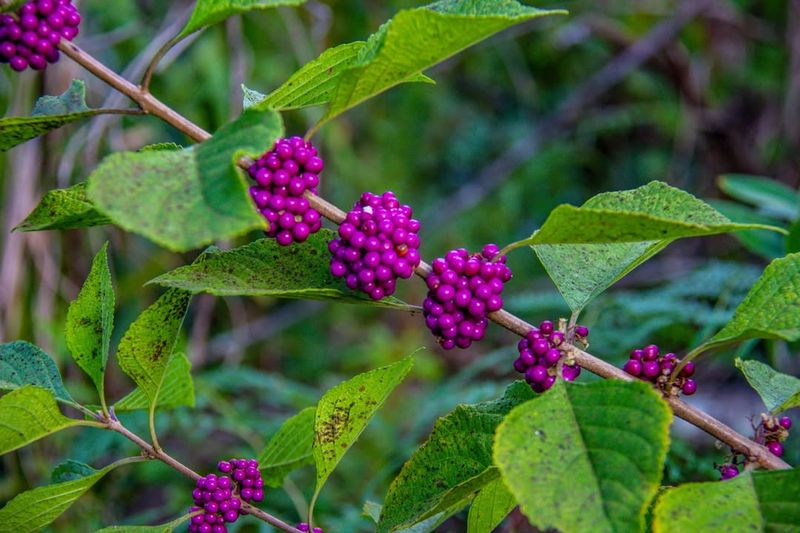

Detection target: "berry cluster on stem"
[188, 459, 264, 532]
[622, 344, 696, 396]
[247, 136, 324, 246]
[513, 319, 589, 392]
[297, 523, 324, 533]
[755, 414, 792, 458]
[0, 0, 79, 71]
[329, 191, 421, 300]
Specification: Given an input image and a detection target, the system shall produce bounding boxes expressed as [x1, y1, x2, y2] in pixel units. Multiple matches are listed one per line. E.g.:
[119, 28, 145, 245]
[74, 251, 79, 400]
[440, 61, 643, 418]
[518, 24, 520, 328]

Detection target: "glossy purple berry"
[574, 325, 589, 337]
[623, 359, 642, 376]
[513, 321, 589, 391]
[779, 416, 792, 430]
[0, 0, 80, 72]
[767, 441, 784, 457]
[681, 379, 697, 396]
[297, 524, 310, 532]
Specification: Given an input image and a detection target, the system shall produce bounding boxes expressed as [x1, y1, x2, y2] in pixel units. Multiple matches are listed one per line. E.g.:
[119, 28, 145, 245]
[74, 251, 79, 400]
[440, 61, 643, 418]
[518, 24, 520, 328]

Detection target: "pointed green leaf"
[195, 107, 282, 218]
[115, 353, 194, 412]
[116, 289, 191, 408]
[0, 341, 74, 403]
[531, 181, 783, 312]
[718, 174, 799, 221]
[149, 230, 414, 310]
[495, 381, 671, 533]
[51, 460, 97, 483]
[258, 406, 315, 487]
[0, 459, 125, 533]
[318, 0, 566, 126]
[735, 358, 800, 414]
[314, 356, 414, 500]
[66, 243, 114, 400]
[653, 468, 800, 532]
[179, 0, 306, 38]
[13, 182, 111, 232]
[378, 382, 534, 533]
[696, 253, 800, 354]
[467, 477, 516, 533]
[708, 199, 786, 260]
[0, 80, 108, 152]
[95, 513, 195, 533]
[0, 386, 87, 456]
[242, 85, 268, 109]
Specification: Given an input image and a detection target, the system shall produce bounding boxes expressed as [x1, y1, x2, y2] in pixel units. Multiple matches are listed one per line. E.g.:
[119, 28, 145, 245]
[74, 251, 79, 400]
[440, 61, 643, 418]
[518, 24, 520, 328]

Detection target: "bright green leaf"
[149, 230, 414, 310]
[179, 0, 306, 38]
[314, 356, 414, 501]
[653, 468, 800, 532]
[116, 289, 191, 408]
[13, 182, 111, 232]
[378, 382, 534, 533]
[51, 460, 97, 483]
[65, 243, 114, 402]
[95, 513, 195, 533]
[0, 1, 27, 13]
[495, 380, 671, 533]
[695, 253, 800, 355]
[0, 80, 108, 152]
[709, 199, 786, 260]
[115, 353, 195, 412]
[0, 341, 74, 404]
[0, 386, 88, 456]
[258, 406, 315, 487]
[467, 477, 517, 533]
[718, 174, 799, 221]
[735, 358, 800, 414]
[318, 0, 566, 127]
[0, 459, 127, 533]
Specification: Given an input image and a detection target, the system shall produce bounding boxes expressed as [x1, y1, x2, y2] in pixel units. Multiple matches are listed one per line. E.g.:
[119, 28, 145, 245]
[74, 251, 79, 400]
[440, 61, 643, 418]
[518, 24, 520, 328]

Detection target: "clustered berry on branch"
[247, 136, 324, 246]
[188, 459, 264, 533]
[622, 344, 697, 396]
[513, 320, 589, 392]
[0, 0, 80, 72]
[716, 414, 791, 481]
[329, 191, 421, 300]
[297, 523, 324, 533]
[422, 245, 512, 350]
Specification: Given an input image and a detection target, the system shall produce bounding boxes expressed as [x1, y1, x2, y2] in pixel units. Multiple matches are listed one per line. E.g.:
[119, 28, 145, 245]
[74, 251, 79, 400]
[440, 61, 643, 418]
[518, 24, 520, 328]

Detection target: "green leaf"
[735, 358, 800, 414]
[179, 0, 306, 38]
[0, 386, 87, 456]
[95, 513, 195, 533]
[378, 382, 534, 533]
[258, 406, 315, 487]
[149, 230, 415, 311]
[0, 80, 105, 152]
[51, 460, 97, 483]
[0, 459, 124, 533]
[195, 107, 282, 218]
[364, 501, 383, 524]
[709, 199, 786, 260]
[531, 181, 783, 312]
[116, 289, 191, 408]
[316, 0, 565, 126]
[242, 85, 268, 109]
[467, 477, 516, 533]
[696, 253, 800, 355]
[495, 380, 671, 533]
[718, 174, 799, 221]
[13, 182, 111, 232]
[0, 1, 28, 14]
[0, 341, 74, 403]
[115, 353, 195, 412]
[65, 243, 114, 402]
[314, 356, 414, 501]
[653, 468, 800, 531]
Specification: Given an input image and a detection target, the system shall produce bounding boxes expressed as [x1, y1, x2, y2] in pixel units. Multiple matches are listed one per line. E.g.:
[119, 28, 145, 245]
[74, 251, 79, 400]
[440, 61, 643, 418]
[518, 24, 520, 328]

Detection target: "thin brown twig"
[57, 37, 792, 472]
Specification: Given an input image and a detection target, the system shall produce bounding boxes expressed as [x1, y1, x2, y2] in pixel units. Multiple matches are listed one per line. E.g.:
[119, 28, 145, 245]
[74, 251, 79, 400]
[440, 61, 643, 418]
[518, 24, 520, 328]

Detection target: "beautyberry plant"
[0, 0, 79, 71]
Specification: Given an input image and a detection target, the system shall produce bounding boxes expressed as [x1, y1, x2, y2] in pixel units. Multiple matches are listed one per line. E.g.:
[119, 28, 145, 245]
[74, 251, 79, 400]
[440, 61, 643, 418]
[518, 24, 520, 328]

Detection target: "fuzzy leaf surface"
[653, 468, 800, 532]
[495, 380, 671, 533]
[116, 290, 191, 408]
[13, 183, 110, 232]
[115, 353, 194, 411]
[0, 386, 85, 456]
[258, 406, 315, 487]
[0, 342, 73, 403]
[65, 243, 114, 399]
[378, 381, 534, 532]
[314, 356, 414, 499]
[467, 477, 517, 533]
[179, 0, 306, 37]
[735, 358, 800, 414]
[149, 230, 414, 310]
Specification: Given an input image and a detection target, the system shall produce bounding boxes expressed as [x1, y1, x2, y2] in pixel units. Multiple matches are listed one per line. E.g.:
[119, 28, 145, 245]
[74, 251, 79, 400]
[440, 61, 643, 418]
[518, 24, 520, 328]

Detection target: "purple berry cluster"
[718, 463, 740, 481]
[0, 0, 80, 72]
[329, 191, 421, 300]
[188, 458, 264, 533]
[513, 320, 589, 392]
[247, 136, 324, 246]
[297, 523, 324, 533]
[622, 344, 697, 396]
[422, 245, 512, 350]
[756, 414, 792, 458]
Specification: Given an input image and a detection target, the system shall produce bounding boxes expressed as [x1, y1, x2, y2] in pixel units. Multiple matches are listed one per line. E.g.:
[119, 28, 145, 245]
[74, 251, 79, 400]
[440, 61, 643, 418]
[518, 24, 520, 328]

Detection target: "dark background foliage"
[0, 0, 798, 530]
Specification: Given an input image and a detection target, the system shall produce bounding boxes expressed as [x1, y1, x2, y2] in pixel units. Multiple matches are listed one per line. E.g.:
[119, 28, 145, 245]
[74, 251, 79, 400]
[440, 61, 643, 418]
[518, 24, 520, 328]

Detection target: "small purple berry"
[574, 325, 589, 337]
[624, 359, 642, 376]
[767, 441, 784, 457]
[681, 379, 697, 396]
[779, 416, 792, 430]
[679, 361, 696, 377]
